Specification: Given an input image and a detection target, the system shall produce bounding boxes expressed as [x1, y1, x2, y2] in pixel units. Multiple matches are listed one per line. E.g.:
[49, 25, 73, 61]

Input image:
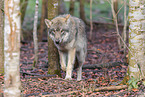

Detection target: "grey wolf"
[45, 14, 87, 80]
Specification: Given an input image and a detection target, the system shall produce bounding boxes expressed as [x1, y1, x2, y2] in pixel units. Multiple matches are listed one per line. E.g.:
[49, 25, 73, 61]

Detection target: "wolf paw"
[77, 78, 82, 81]
[65, 77, 72, 80]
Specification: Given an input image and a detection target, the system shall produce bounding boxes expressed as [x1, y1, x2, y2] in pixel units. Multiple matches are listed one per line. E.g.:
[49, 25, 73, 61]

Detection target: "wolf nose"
[55, 40, 60, 44]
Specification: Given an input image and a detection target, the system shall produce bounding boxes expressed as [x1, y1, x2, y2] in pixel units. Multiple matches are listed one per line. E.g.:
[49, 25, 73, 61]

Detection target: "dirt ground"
[0, 24, 145, 97]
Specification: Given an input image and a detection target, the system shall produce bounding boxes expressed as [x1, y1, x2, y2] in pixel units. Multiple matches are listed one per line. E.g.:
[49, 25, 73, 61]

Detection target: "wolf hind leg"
[76, 50, 86, 81]
[58, 51, 67, 71]
[77, 64, 83, 81]
[65, 48, 76, 80]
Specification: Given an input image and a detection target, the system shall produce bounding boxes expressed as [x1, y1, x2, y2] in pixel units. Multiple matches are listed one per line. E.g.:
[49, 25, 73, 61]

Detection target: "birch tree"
[4, 0, 21, 96]
[33, 0, 39, 67]
[0, 0, 4, 74]
[47, 0, 61, 75]
[127, 0, 145, 85]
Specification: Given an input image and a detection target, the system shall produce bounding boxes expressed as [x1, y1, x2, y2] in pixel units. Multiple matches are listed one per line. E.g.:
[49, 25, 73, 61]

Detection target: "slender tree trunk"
[38, 0, 47, 42]
[0, 0, 4, 74]
[33, 0, 39, 67]
[4, 0, 21, 96]
[122, 0, 127, 58]
[47, 0, 61, 75]
[80, 0, 87, 24]
[113, 0, 118, 19]
[69, 0, 75, 15]
[20, 0, 28, 41]
[20, 0, 28, 25]
[127, 0, 145, 80]
[58, 0, 66, 14]
[111, 0, 121, 50]
[89, 0, 93, 40]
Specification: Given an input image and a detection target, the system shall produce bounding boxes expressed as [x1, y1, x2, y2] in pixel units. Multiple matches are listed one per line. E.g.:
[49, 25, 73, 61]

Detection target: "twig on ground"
[20, 71, 56, 78]
[94, 85, 128, 92]
[41, 90, 81, 97]
[83, 61, 126, 69]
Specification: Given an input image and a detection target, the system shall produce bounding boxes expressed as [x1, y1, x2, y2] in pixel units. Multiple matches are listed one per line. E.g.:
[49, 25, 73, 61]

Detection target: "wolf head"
[45, 14, 71, 45]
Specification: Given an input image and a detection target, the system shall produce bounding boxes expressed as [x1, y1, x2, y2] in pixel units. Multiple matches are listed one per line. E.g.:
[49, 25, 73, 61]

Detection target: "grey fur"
[45, 14, 87, 80]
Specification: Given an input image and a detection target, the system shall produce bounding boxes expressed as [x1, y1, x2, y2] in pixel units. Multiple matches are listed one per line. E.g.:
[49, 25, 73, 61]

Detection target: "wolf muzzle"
[55, 40, 60, 44]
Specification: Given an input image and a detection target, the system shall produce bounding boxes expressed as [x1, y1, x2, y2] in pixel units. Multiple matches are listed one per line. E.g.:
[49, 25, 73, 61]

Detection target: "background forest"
[22, 0, 129, 40]
[0, 0, 145, 97]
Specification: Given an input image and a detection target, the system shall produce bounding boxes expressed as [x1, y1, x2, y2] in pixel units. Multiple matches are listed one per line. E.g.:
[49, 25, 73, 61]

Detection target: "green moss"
[122, 75, 129, 85]
[48, 69, 61, 77]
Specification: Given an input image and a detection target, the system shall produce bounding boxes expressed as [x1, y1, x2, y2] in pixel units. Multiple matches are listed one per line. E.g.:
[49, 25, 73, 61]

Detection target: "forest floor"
[0, 25, 145, 97]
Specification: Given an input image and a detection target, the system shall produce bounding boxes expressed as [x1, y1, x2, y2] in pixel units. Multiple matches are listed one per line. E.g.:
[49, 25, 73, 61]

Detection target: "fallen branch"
[94, 85, 128, 92]
[41, 90, 81, 97]
[20, 71, 42, 76]
[20, 71, 56, 78]
[25, 75, 57, 79]
[83, 61, 126, 69]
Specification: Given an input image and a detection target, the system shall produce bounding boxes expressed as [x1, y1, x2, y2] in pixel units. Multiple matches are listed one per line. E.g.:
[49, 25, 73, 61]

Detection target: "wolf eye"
[61, 31, 65, 36]
[51, 31, 55, 35]
[61, 30, 64, 33]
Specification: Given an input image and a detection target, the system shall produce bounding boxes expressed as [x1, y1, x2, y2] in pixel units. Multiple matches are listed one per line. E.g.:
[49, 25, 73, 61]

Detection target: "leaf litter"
[0, 27, 145, 96]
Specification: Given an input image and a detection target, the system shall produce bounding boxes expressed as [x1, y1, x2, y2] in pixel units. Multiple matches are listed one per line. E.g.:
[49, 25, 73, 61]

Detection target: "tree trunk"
[113, 0, 118, 19]
[0, 0, 4, 74]
[20, 0, 28, 41]
[89, 0, 93, 40]
[69, 0, 75, 15]
[33, 0, 39, 67]
[79, 0, 87, 24]
[127, 0, 145, 80]
[58, 0, 66, 14]
[4, 0, 21, 96]
[47, 0, 61, 76]
[20, 0, 28, 25]
[122, 0, 127, 59]
[111, 0, 121, 50]
[38, 0, 48, 42]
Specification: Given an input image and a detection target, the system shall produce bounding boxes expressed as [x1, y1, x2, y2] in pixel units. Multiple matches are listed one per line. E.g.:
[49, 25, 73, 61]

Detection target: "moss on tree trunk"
[127, 0, 145, 81]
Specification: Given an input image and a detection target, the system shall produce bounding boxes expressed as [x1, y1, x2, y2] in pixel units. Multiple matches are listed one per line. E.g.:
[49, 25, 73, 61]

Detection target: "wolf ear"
[64, 14, 70, 22]
[45, 19, 52, 28]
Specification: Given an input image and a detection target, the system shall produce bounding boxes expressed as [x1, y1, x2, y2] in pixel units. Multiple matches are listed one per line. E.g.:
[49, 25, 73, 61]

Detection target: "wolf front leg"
[58, 51, 67, 71]
[65, 48, 76, 80]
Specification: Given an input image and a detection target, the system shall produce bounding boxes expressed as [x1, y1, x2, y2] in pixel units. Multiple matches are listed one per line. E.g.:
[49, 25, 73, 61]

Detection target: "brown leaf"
[132, 88, 139, 92]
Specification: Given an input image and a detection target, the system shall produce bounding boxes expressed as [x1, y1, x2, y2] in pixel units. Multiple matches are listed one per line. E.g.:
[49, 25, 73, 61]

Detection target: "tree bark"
[89, 0, 93, 40]
[113, 0, 118, 19]
[4, 0, 21, 96]
[20, 0, 28, 41]
[127, 0, 145, 80]
[47, 0, 61, 76]
[80, 0, 87, 24]
[0, 0, 4, 74]
[69, 0, 75, 15]
[122, 0, 127, 58]
[20, 0, 28, 25]
[33, 0, 39, 67]
[58, 0, 66, 14]
[111, 0, 121, 50]
[38, 0, 48, 42]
